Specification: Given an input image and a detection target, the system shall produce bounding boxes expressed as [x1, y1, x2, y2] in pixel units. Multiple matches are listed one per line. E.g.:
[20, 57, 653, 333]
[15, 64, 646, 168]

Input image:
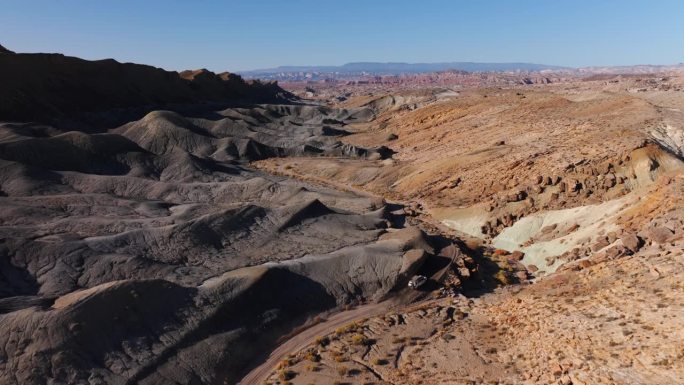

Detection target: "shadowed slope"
[0, 45, 291, 124]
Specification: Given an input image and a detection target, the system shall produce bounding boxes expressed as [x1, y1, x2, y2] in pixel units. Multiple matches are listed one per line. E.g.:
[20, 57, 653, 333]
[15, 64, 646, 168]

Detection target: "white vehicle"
[408, 275, 428, 289]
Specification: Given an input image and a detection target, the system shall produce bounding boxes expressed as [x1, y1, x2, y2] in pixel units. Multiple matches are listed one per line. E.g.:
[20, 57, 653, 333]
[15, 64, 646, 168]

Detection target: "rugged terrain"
[0, 47, 454, 385]
[1, 45, 683, 385]
[0, 102, 441, 385]
[255, 74, 684, 385]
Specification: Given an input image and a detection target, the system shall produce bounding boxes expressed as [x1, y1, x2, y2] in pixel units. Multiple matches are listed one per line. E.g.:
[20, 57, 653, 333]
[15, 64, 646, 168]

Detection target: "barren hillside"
[254, 75, 684, 385]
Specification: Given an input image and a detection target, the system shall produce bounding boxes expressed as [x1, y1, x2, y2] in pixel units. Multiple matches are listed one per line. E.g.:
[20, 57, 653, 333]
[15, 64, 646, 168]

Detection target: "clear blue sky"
[1, 0, 683, 72]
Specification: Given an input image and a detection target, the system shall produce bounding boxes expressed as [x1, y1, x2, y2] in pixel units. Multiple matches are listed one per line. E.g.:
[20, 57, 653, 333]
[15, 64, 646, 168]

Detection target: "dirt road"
[236, 244, 458, 385]
[236, 301, 393, 385]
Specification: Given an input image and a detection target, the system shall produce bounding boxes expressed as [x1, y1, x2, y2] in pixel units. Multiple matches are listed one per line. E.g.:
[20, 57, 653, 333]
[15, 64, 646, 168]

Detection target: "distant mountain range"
[239, 62, 569, 80]
[240, 61, 684, 81]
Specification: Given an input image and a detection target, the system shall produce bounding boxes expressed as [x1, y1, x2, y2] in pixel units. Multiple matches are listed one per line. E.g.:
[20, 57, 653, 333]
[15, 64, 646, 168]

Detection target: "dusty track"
[236, 244, 458, 385]
[236, 302, 393, 385]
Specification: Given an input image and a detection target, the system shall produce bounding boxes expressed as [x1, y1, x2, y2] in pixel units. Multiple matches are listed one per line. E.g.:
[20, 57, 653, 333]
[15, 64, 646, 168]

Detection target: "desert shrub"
[277, 357, 297, 369]
[279, 369, 296, 381]
[494, 270, 510, 285]
[332, 351, 348, 362]
[372, 358, 388, 365]
[335, 322, 361, 336]
[315, 335, 330, 346]
[334, 354, 347, 362]
[337, 365, 349, 376]
[305, 350, 321, 362]
[351, 333, 368, 345]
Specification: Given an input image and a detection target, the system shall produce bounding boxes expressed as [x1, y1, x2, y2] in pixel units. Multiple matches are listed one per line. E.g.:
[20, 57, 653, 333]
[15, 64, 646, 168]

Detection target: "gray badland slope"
[0, 98, 434, 385]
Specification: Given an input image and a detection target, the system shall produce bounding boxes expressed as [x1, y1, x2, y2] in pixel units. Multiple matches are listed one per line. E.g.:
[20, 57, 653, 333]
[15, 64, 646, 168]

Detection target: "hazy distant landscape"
[239, 61, 684, 81]
[239, 61, 568, 80]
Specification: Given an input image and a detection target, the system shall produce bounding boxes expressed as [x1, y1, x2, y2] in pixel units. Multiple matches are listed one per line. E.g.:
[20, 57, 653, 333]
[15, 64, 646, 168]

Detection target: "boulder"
[600, 162, 613, 174]
[603, 176, 616, 189]
[591, 237, 610, 252]
[566, 223, 580, 233]
[510, 250, 525, 261]
[605, 245, 628, 259]
[506, 190, 526, 202]
[621, 233, 643, 253]
[646, 226, 674, 244]
[502, 213, 515, 226]
[570, 179, 581, 191]
[515, 271, 528, 281]
[550, 362, 564, 376]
